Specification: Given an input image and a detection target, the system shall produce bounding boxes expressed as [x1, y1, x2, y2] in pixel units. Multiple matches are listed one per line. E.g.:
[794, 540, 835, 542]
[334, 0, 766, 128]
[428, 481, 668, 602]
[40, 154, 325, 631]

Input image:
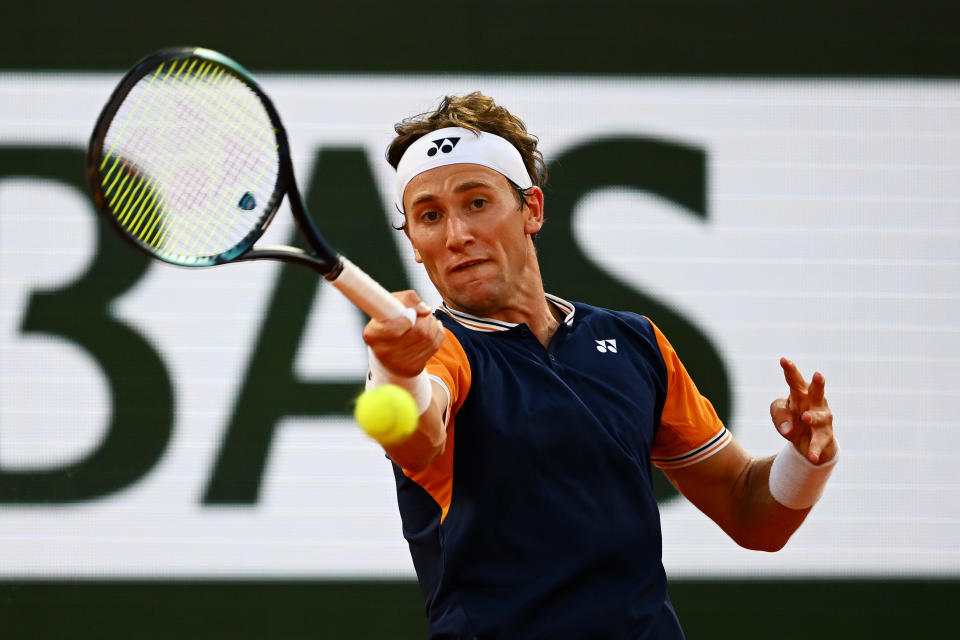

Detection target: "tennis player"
[362, 93, 838, 638]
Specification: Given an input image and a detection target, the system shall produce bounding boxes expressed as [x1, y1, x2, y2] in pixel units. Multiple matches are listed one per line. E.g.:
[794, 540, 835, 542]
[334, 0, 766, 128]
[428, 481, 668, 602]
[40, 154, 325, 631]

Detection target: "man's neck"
[446, 291, 561, 348]
[526, 298, 562, 348]
[443, 254, 560, 345]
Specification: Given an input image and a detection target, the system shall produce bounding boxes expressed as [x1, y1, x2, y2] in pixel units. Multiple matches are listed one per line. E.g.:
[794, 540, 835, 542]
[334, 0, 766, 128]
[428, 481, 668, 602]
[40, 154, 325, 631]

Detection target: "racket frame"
[88, 47, 343, 275]
[87, 48, 410, 321]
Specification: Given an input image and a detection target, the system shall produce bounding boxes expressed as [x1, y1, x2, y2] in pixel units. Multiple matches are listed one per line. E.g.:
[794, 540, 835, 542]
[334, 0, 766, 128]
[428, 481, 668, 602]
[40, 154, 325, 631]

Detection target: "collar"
[439, 294, 575, 333]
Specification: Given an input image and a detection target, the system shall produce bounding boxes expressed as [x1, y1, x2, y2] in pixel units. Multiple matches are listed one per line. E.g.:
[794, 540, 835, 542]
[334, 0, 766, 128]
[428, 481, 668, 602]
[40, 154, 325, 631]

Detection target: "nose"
[444, 213, 474, 251]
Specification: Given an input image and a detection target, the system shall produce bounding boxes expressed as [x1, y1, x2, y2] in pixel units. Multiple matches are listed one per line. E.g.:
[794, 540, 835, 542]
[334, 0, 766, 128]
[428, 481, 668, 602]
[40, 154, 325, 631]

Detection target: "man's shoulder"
[568, 301, 664, 357]
[570, 300, 653, 331]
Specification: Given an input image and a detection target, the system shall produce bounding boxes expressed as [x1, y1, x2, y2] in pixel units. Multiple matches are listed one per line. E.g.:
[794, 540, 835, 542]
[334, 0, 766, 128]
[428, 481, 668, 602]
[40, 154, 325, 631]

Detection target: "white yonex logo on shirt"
[595, 339, 618, 353]
[427, 137, 461, 156]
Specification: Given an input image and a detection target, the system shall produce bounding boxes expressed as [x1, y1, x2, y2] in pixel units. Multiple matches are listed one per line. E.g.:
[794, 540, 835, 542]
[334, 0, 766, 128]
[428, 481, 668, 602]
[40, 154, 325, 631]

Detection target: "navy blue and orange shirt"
[391, 295, 730, 639]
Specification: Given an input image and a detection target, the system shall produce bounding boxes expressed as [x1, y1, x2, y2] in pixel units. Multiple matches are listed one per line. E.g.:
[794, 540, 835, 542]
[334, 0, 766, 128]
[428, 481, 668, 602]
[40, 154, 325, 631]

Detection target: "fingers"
[777, 359, 829, 418]
[366, 313, 416, 341]
[780, 357, 808, 394]
[806, 419, 835, 464]
[390, 290, 434, 321]
[801, 407, 833, 461]
[780, 359, 828, 404]
[391, 289, 424, 308]
[368, 290, 434, 340]
[363, 291, 445, 378]
[366, 310, 443, 350]
[807, 371, 826, 406]
[773, 357, 837, 464]
[771, 399, 835, 463]
[801, 408, 832, 427]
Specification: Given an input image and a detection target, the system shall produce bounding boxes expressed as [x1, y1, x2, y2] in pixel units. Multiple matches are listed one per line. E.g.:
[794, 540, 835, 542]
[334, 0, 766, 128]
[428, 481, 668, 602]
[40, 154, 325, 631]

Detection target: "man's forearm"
[733, 455, 813, 552]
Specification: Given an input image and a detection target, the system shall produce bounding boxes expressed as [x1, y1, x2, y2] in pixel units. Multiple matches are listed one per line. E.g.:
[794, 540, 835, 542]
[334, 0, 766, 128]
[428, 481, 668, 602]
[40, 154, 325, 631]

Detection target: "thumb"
[414, 301, 433, 317]
[389, 290, 433, 321]
[770, 397, 794, 438]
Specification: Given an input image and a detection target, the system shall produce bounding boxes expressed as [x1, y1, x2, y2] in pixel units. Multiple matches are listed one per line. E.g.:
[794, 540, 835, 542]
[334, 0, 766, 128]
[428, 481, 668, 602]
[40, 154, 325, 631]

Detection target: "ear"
[522, 187, 545, 236]
[402, 224, 424, 263]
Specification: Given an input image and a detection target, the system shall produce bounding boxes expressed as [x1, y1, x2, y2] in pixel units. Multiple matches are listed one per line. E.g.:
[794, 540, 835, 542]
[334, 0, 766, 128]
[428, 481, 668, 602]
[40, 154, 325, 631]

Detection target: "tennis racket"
[86, 46, 413, 324]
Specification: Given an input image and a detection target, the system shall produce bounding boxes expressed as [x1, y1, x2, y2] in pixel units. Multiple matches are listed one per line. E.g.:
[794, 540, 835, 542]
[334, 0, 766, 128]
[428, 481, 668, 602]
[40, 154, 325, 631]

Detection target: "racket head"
[87, 47, 291, 267]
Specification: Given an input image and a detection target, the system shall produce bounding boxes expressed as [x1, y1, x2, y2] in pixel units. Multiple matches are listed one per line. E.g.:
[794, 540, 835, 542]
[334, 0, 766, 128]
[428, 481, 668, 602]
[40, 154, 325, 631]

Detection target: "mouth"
[450, 259, 487, 273]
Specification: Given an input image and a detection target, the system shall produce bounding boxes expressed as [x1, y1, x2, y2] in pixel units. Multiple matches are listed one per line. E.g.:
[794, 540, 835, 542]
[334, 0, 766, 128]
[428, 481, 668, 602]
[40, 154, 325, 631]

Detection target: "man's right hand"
[361, 290, 448, 470]
[362, 290, 445, 378]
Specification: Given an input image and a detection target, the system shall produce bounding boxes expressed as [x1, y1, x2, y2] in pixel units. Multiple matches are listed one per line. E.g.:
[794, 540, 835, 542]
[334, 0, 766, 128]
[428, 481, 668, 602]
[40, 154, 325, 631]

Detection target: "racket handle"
[329, 257, 417, 325]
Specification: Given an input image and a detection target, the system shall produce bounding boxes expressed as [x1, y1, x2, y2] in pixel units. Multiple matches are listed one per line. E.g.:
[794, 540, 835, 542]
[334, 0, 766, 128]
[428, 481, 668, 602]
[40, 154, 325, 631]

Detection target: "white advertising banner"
[0, 73, 957, 577]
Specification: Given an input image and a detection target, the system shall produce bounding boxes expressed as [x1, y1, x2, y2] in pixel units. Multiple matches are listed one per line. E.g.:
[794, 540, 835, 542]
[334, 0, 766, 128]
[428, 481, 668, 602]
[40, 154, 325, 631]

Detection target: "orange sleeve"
[647, 319, 731, 470]
[404, 328, 472, 522]
[424, 327, 472, 422]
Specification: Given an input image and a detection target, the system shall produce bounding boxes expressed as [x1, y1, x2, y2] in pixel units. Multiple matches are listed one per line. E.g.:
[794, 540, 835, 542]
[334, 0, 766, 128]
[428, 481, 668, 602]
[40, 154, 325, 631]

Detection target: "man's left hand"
[769, 358, 837, 465]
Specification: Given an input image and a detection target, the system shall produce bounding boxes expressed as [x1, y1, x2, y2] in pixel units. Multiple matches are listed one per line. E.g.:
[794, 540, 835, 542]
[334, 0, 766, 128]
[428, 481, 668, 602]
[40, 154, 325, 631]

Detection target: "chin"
[445, 284, 502, 316]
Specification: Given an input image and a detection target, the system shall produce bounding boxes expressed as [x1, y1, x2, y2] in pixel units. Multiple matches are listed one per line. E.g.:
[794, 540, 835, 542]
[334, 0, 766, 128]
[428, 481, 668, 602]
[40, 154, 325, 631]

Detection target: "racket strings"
[98, 55, 281, 264]
[183, 80, 279, 257]
[132, 62, 217, 253]
[102, 59, 194, 236]
[151, 62, 273, 253]
[158, 63, 254, 255]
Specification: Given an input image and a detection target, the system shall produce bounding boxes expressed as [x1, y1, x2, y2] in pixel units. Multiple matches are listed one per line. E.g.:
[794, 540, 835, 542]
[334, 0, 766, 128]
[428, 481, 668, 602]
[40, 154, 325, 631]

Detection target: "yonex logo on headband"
[427, 137, 461, 156]
[395, 126, 534, 212]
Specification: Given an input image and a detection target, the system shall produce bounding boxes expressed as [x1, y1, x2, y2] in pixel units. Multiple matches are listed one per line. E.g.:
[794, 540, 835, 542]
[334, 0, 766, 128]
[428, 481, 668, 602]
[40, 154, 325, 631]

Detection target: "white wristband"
[366, 348, 432, 415]
[768, 442, 838, 510]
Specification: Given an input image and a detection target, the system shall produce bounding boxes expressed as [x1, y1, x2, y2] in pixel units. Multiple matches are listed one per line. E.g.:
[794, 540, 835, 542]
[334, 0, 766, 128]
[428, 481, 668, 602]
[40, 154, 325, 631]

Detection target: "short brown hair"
[387, 92, 547, 189]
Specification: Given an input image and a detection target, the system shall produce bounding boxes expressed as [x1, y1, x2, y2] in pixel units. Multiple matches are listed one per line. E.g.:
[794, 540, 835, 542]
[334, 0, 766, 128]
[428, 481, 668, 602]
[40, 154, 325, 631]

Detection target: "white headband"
[395, 126, 533, 212]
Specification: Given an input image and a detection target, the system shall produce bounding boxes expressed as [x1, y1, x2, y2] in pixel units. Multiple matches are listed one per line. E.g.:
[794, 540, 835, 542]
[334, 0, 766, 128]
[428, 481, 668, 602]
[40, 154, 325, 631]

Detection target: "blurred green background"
[3, 1, 959, 637]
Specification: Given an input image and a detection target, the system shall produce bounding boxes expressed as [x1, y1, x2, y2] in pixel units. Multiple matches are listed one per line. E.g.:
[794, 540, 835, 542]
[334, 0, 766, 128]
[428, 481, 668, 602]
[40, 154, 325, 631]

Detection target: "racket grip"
[329, 257, 416, 325]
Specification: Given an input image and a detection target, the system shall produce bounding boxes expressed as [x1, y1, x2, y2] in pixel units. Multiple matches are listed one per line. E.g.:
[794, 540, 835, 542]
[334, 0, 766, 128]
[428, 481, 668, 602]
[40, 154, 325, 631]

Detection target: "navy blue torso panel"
[392, 302, 686, 639]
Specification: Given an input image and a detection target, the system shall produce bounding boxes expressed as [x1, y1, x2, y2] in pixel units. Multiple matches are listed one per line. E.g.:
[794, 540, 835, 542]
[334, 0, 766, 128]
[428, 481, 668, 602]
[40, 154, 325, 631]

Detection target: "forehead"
[403, 163, 512, 208]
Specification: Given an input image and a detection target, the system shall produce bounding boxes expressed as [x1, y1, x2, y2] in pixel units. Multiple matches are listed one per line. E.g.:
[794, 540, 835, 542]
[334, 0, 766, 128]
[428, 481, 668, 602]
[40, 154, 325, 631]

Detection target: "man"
[362, 93, 837, 638]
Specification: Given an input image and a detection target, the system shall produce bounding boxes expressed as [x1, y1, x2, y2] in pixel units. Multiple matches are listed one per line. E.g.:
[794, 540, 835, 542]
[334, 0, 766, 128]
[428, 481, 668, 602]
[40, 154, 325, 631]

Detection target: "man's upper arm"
[662, 438, 756, 541]
[646, 318, 731, 470]
[643, 319, 755, 540]
[642, 321, 815, 550]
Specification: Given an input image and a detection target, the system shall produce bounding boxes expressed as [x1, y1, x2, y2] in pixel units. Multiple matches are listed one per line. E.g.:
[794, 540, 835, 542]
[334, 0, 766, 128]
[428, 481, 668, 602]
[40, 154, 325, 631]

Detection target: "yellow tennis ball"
[354, 384, 419, 446]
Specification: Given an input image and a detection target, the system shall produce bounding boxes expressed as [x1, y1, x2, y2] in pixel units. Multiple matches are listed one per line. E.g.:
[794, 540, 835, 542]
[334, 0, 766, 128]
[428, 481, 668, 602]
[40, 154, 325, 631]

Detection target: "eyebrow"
[410, 179, 495, 207]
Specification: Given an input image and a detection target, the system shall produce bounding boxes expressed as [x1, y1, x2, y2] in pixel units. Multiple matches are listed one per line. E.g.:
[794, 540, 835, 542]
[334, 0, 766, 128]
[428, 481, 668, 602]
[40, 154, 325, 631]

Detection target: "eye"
[470, 198, 486, 210]
[420, 209, 440, 223]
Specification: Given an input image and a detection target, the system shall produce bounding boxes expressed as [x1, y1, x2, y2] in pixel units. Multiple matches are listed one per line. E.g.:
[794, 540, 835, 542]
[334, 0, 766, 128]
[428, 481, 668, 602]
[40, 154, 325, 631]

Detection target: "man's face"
[403, 163, 543, 317]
